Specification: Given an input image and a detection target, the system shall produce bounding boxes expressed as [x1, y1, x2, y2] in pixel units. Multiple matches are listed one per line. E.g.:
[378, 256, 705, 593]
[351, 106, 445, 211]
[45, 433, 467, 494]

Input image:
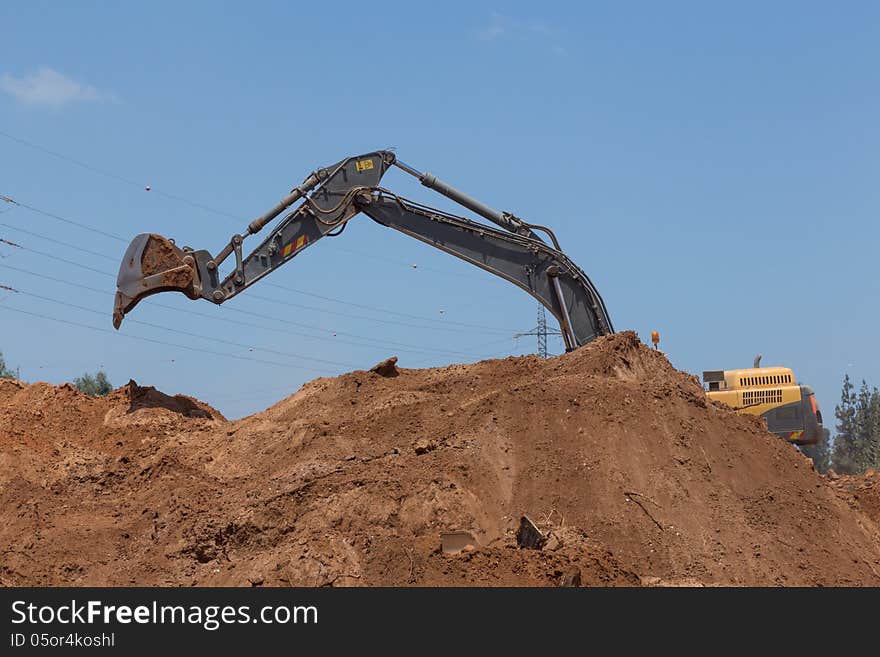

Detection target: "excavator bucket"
[113, 233, 201, 329]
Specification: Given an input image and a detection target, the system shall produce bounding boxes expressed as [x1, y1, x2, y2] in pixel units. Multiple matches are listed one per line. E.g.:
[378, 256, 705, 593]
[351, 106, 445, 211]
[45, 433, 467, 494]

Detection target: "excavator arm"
[113, 150, 614, 350]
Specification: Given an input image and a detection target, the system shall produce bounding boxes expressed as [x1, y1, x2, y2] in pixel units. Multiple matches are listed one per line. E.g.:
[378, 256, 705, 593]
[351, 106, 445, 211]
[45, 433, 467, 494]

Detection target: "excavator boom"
[113, 150, 614, 349]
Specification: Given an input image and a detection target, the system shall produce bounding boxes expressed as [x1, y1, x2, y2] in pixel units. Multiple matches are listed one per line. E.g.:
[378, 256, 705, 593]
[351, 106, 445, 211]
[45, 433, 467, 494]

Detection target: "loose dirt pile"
[828, 470, 880, 529]
[2, 332, 879, 586]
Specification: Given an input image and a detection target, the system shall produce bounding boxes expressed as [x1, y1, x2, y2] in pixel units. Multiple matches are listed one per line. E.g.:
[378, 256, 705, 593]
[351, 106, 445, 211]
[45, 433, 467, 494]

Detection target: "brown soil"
[140, 234, 186, 278]
[828, 470, 880, 529]
[2, 332, 879, 587]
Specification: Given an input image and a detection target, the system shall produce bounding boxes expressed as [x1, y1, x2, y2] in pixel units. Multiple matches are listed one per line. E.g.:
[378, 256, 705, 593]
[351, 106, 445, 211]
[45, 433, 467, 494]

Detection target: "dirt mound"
[2, 332, 879, 586]
[828, 470, 880, 528]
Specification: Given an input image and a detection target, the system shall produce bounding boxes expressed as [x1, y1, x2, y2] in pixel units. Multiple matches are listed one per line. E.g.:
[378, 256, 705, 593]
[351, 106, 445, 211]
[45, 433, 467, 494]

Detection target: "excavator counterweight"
[112, 150, 614, 349]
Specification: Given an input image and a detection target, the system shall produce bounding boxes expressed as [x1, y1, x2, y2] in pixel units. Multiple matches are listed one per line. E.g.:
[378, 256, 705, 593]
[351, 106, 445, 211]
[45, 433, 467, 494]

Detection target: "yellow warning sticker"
[355, 158, 374, 172]
[282, 234, 309, 258]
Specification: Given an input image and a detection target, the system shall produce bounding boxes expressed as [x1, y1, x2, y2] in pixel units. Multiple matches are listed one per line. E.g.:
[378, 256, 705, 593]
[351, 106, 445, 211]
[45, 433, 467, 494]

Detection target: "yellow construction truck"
[703, 358, 823, 445]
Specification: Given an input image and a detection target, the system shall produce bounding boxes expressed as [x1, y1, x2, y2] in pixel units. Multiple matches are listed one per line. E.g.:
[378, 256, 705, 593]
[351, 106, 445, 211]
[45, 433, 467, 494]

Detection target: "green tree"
[832, 374, 859, 473]
[802, 427, 832, 473]
[73, 371, 113, 397]
[0, 351, 18, 379]
[852, 381, 879, 471]
[831, 375, 880, 474]
[867, 389, 880, 470]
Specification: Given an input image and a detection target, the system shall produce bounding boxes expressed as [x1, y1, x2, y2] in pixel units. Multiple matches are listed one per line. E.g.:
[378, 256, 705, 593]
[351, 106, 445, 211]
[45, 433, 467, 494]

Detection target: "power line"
[0, 134, 551, 395]
[0, 129, 462, 273]
[8, 245, 486, 357]
[0, 222, 117, 261]
[2, 304, 335, 374]
[2, 215, 511, 337]
[259, 281, 510, 332]
[220, 296, 486, 357]
[0, 262, 108, 293]
[330, 244, 474, 279]
[0, 194, 514, 333]
[0, 232, 505, 359]
[0, 130, 244, 221]
[1, 195, 127, 243]
[7, 284, 361, 370]
[0, 236, 116, 277]
[0, 260, 493, 360]
[0, 130, 146, 188]
[241, 290, 508, 335]
[0, 130, 471, 275]
[2, 193, 529, 364]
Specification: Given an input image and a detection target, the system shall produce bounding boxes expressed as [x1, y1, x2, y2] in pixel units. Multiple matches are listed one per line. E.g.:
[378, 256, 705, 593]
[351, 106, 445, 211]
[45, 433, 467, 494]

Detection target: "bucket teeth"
[112, 290, 133, 329]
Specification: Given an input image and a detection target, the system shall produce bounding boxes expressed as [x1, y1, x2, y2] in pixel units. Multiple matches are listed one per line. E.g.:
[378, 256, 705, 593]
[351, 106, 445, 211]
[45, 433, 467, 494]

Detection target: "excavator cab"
[703, 366, 823, 445]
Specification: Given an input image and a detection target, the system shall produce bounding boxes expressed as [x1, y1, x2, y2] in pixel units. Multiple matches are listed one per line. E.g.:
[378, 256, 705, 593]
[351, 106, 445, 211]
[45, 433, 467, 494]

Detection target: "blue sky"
[1, 1, 877, 419]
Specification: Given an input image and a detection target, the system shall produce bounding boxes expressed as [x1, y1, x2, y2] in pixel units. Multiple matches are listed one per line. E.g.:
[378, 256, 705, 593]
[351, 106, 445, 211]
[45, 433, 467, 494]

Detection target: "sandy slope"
[2, 332, 878, 586]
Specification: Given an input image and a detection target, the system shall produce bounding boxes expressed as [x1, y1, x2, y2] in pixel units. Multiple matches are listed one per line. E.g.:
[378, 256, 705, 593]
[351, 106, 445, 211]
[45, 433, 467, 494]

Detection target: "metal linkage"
[113, 150, 614, 348]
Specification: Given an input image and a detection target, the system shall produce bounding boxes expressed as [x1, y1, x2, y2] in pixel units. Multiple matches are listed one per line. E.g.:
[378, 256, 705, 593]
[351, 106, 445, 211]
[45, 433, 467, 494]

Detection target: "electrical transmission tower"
[535, 305, 549, 359]
[514, 304, 557, 358]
